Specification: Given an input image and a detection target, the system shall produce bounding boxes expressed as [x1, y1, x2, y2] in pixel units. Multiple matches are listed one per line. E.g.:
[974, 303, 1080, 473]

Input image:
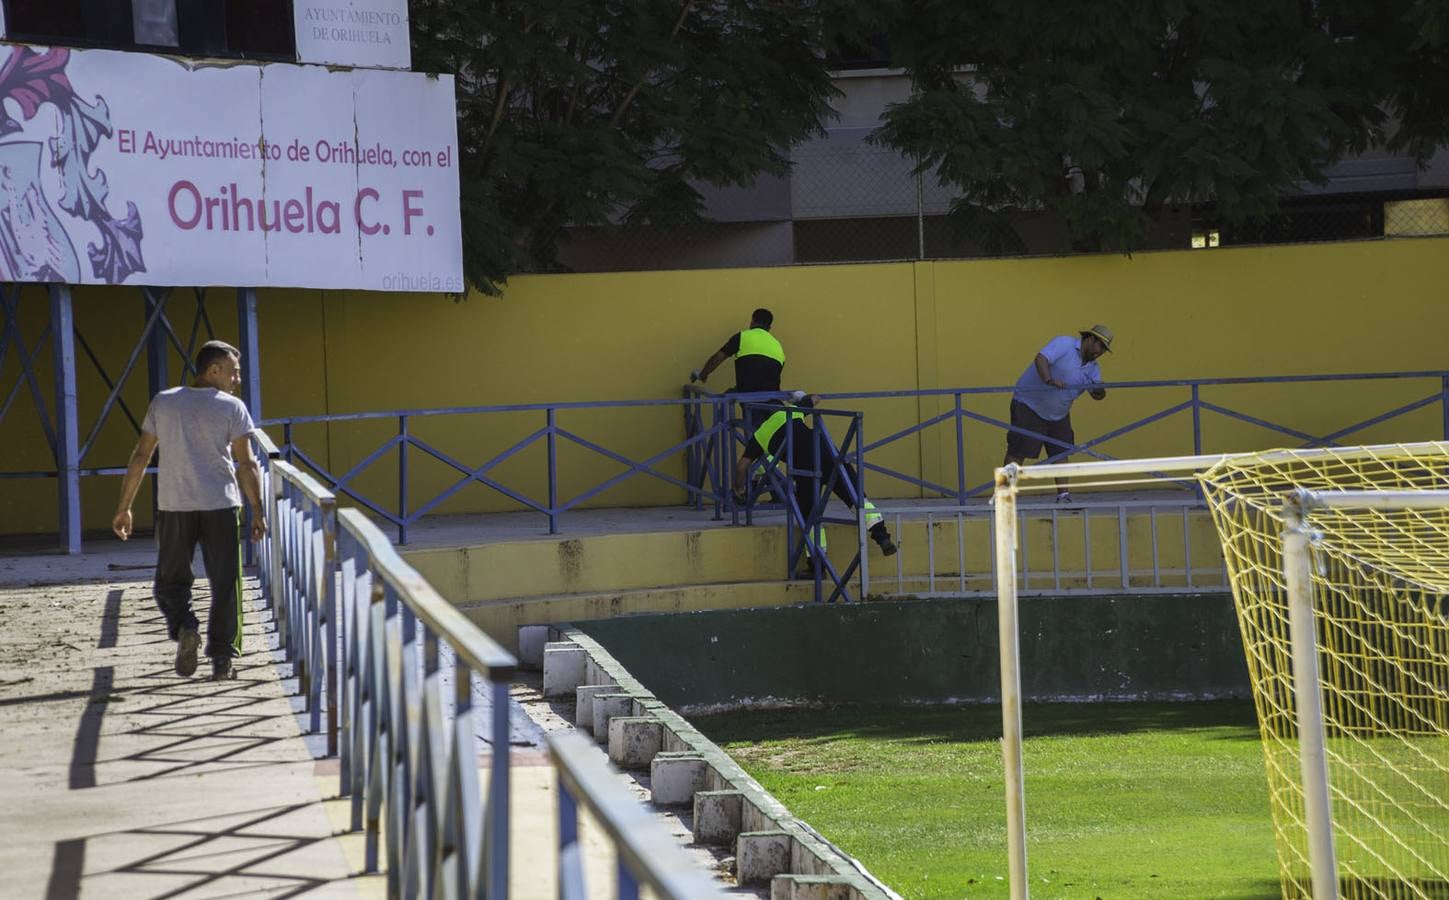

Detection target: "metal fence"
[860, 496, 1229, 600]
[264, 396, 733, 543]
[253, 433, 723, 898]
[251, 370, 1449, 556]
[690, 369, 1449, 506]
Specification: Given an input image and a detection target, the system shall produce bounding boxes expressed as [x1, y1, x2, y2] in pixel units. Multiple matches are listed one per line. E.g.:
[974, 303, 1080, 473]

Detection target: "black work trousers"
[774, 420, 864, 525]
[153, 508, 244, 660]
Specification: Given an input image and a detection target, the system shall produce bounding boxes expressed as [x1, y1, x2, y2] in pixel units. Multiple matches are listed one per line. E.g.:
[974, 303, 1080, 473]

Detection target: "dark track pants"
[153, 508, 244, 659]
[774, 420, 864, 523]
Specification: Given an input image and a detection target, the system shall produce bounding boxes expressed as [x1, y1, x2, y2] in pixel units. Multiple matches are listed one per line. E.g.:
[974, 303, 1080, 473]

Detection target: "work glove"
[690, 369, 703, 383]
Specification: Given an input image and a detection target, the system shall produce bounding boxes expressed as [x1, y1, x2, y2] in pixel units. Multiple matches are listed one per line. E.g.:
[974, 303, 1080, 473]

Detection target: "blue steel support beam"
[143, 287, 169, 394]
[236, 288, 261, 418]
[50, 285, 81, 554]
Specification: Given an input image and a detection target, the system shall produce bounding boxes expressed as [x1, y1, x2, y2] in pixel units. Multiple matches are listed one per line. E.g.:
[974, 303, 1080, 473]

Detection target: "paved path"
[0, 571, 383, 899]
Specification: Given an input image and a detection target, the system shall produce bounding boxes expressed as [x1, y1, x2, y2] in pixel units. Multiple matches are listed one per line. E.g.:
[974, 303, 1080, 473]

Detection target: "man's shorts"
[1005, 398, 1075, 460]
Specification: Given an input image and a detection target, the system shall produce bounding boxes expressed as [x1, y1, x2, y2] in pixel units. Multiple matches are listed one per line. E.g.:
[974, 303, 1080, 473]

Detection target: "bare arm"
[696, 349, 729, 383]
[231, 434, 268, 541]
[112, 432, 159, 540]
[1034, 353, 1062, 388]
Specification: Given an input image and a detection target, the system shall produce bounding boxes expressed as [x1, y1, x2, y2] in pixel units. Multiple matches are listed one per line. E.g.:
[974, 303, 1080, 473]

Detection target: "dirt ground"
[0, 544, 760, 898]
[0, 563, 378, 898]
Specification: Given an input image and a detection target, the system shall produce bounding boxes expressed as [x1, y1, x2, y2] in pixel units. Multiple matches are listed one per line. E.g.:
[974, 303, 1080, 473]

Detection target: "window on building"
[1383, 198, 1449, 237]
[3, 0, 295, 60]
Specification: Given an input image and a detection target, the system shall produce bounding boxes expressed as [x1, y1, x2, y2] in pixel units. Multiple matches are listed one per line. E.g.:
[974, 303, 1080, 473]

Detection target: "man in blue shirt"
[1003, 325, 1114, 503]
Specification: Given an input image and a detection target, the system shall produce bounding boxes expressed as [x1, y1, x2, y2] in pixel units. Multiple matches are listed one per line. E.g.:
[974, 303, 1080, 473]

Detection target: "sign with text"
[294, 0, 411, 70]
[0, 43, 460, 291]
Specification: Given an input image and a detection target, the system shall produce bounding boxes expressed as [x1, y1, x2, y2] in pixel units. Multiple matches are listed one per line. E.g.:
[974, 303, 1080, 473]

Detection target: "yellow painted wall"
[4, 237, 1448, 536]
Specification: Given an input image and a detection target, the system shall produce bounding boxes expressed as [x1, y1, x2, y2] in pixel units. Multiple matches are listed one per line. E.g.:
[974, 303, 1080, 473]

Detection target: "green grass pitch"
[698, 701, 1283, 899]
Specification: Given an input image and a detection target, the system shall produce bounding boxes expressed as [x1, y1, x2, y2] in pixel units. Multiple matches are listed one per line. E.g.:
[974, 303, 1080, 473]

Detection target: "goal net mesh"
[1198, 445, 1449, 899]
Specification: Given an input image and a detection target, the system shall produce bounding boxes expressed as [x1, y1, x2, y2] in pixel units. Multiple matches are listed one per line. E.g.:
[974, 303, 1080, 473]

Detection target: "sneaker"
[175, 628, 200, 677]
[210, 657, 237, 682]
[1056, 491, 1073, 505]
[794, 556, 816, 580]
[869, 521, 898, 556]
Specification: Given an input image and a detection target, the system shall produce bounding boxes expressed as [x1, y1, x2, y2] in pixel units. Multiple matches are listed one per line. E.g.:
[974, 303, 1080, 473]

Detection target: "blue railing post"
[1441, 375, 1449, 441]
[398, 415, 409, 545]
[618, 861, 641, 900]
[322, 501, 339, 756]
[729, 400, 742, 527]
[1191, 384, 1203, 455]
[955, 391, 967, 504]
[547, 407, 559, 534]
[49, 285, 81, 554]
[558, 780, 580, 898]
[489, 678, 511, 898]
[717, 396, 730, 521]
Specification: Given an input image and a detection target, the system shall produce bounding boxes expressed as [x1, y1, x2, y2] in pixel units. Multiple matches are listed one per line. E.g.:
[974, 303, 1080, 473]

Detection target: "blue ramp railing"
[255, 434, 728, 897]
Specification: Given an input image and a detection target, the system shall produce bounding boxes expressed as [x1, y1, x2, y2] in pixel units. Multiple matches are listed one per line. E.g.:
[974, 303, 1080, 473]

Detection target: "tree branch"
[610, 0, 695, 128]
[482, 75, 512, 153]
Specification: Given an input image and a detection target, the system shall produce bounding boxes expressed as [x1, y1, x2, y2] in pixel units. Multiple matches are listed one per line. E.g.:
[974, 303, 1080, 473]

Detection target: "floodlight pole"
[1282, 491, 1339, 900]
[994, 464, 1029, 900]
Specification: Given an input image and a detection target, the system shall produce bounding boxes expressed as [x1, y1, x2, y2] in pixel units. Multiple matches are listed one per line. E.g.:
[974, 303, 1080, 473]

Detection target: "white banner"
[0, 43, 461, 291]
[294, 0, 411, 70]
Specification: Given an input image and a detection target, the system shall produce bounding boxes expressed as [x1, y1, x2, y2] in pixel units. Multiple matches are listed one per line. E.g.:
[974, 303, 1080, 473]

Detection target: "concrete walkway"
[0, 566, 383, 898]
[0, 533, 721, 899]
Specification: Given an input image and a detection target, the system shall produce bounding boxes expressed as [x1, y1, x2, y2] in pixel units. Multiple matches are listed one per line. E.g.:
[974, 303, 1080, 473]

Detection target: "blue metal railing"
[731, 400, 870, 602]
[551, 731, 733, 900]
[335, 506, 515, 897]
[13, 363, 1446, 549]
[254, 430, 743, 897]
[261, 396, 739, 543]
[692, 370, 1449, 504]
[246, 370, 1449, 546]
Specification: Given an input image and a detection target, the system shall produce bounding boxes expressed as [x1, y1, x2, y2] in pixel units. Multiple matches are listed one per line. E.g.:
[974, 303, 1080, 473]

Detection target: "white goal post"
[991, 442, 1449, 900]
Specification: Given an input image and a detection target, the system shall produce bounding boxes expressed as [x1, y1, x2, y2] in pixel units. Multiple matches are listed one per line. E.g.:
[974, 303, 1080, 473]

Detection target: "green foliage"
[873, 0, 1449, 254]
[410, 1, 855, 294]
[701, 702, 1280, 899]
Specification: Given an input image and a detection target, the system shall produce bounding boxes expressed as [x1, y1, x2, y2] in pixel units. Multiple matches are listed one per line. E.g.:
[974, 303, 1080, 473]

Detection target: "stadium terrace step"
[539, 629, 900, 900]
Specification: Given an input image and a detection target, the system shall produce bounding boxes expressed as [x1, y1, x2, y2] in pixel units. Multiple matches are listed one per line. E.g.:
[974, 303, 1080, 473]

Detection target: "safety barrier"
[551, 731, 735, 900]
[335, 506, 515, 896]
[255, 431, 726, 897]
[688, 369, 1449, 503]
[860, 496, 1229, 599]
[263, 396, 735, 543]
[241, 371, 1449, 548]
[252, 429, 339, 752]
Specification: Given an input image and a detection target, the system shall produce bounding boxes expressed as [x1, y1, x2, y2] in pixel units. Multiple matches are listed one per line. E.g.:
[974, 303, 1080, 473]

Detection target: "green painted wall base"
[572, 594, 1250, 709]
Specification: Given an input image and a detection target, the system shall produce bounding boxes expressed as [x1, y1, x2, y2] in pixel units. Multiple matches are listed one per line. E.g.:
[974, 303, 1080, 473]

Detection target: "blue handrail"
[243, 370, 1449, 542]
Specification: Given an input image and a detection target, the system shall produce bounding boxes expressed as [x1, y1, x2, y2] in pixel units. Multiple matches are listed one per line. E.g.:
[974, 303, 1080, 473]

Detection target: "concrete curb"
[542, 624, 900, 900]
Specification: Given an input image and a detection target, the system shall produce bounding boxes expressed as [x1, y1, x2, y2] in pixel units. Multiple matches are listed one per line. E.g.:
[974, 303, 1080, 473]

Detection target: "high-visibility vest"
[737, 327, 785, 364]
[752, 405, 806, 458]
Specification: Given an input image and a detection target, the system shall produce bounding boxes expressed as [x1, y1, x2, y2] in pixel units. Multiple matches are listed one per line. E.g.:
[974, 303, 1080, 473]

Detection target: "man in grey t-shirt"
[113, 340, 268, 681]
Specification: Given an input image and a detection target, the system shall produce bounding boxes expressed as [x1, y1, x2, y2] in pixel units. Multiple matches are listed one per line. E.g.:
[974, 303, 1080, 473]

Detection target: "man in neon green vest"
[692, 307, 785, 390]
[734, 392, 896, 564]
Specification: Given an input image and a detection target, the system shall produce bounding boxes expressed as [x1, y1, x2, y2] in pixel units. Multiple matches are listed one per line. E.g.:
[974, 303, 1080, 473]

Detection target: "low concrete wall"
[572, 594, 1250, 710]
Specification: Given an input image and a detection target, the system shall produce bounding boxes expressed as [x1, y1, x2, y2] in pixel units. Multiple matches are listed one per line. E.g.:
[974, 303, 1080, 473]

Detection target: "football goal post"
[993, 443, 1449, 900]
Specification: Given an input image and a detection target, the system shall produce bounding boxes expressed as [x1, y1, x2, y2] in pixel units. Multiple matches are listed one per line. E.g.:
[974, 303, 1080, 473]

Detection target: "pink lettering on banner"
[403, 190, 424, 235]
[355, 188, 382, 235]
[168, 181, 343, 235]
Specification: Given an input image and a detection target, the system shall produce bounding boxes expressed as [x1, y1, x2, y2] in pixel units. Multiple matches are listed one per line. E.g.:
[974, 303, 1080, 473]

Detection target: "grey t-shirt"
[141, 387, 255, 511]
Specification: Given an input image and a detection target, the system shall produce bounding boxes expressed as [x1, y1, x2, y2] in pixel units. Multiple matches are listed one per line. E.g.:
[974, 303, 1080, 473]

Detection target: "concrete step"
[539, 632, 894, 900]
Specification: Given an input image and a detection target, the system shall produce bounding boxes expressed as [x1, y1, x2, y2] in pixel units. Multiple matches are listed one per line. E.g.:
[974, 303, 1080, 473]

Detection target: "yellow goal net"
[1199, 445, 1449, 900]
